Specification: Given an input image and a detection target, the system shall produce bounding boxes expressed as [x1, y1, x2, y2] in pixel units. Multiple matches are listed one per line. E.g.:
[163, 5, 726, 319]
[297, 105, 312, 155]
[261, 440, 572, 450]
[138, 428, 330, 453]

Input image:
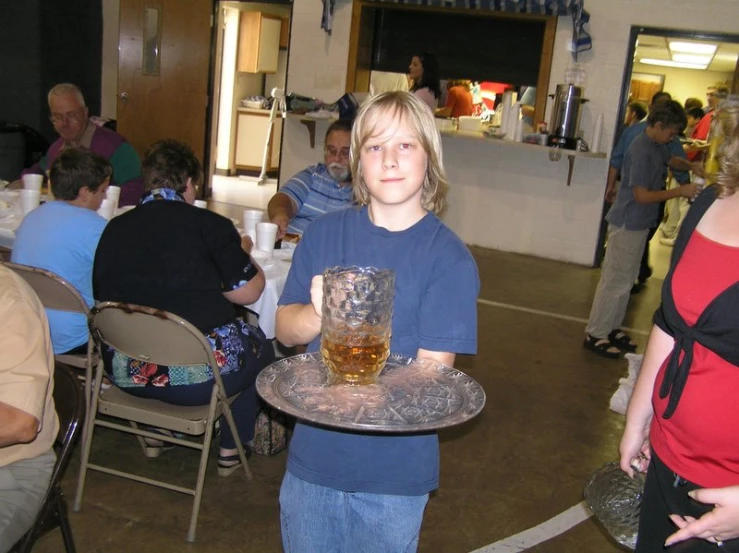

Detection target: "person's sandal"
[143, 429, 176, 458]
[217, 445, 252, 477]
[583, 334, 623, 359]
[608, 329, 637, 353]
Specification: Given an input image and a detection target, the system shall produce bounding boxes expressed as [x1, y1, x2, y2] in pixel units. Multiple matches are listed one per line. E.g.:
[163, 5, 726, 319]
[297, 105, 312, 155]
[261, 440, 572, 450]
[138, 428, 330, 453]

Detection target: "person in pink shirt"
[408, 53, 440, 112]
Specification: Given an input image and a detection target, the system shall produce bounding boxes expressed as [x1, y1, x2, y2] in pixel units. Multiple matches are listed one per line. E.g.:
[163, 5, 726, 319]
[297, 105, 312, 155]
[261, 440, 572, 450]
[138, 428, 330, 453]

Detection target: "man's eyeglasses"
[50, 111, 84, 124]
[324, 146, 351, 160]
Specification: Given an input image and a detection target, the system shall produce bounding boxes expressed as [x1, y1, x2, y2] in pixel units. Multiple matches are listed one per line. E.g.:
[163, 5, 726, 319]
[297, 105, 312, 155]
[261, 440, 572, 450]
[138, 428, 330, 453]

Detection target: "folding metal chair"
[74, 302, 252, 542]
[11, 363, 85, 553]
[1, 262, 98, 416]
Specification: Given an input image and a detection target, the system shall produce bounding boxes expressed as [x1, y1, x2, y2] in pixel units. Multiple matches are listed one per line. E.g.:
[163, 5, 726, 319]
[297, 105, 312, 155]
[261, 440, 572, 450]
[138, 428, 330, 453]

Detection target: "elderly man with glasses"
[19, 83, 144, 207]
[268, 119, 353, 240]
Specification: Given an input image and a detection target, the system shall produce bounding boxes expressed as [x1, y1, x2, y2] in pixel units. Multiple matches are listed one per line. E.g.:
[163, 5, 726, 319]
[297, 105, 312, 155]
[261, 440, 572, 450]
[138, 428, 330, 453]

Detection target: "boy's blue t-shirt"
[607, 132, 671, 231]
[278, 205, 479, 495]
[11, 201, 107, 353]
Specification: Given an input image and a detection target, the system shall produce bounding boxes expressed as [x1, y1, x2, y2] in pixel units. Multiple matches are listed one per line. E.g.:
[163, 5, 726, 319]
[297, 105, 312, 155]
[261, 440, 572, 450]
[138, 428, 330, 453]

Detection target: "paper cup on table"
[22, 174, 43, 191]
[243, 209, 264, 241]
[97, 198, 115, 220]
[105, 185, 121, 206]
[19, 189, 41, 215]
[194, 199, 208, 209]
[255, 222, 279, 255]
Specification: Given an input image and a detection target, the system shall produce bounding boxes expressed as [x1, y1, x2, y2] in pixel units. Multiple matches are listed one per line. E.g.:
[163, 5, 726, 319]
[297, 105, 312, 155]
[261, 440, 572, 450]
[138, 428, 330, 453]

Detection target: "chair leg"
[78, 343, 97, 463]
[73, 361, 105, 512]
[56, 492, 77, 553]
[186, 391, 219, 543]
[220, 402, 252, 480]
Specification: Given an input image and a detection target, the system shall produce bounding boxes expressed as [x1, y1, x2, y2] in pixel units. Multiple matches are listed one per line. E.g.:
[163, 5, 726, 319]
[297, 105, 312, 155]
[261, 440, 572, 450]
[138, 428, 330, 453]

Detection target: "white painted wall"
[280, 0, 739, 265]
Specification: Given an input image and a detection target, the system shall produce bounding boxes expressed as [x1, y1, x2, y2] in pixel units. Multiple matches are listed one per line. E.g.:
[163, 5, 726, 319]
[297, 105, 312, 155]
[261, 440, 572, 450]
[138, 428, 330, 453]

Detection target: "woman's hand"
[619, 426, 650, 478]
[241, 235, 254, 254]
[665, 486, 739, 546]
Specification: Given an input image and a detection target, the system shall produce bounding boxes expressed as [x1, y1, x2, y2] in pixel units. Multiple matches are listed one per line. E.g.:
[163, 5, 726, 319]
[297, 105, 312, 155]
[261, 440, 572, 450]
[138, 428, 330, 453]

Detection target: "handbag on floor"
[252, 405, 291, 456]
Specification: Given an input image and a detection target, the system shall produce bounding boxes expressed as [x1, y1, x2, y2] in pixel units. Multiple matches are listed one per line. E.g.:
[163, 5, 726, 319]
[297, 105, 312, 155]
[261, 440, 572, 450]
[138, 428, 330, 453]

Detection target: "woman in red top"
[620, 97, 739, 551]
[436, 80, 473, 118]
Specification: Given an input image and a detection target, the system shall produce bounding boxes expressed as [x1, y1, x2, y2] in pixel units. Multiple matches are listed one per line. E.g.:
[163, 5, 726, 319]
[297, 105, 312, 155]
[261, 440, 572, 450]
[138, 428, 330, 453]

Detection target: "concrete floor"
[33, 240, 672, 553]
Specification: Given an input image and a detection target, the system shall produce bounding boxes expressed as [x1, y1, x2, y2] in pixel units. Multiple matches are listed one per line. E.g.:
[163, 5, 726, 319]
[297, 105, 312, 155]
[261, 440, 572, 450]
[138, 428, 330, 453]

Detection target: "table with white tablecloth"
[246, 248, 292, 339]
[0, 196, 293, 339]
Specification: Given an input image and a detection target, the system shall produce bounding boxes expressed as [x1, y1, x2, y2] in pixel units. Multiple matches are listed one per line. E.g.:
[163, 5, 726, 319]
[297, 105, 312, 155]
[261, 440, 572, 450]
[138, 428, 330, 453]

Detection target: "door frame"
[593, 25, 739, 267]
[206, 1, 294, 196]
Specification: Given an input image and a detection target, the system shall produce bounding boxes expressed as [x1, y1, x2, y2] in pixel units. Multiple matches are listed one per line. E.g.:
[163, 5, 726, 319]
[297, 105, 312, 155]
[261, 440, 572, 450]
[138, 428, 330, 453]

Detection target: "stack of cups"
[255, 222, 279, 256]
[243, 209, 264, 242]
[97, 199, 115, 220]
[105, 185, 121, 207]
[20, 174, 43, 215]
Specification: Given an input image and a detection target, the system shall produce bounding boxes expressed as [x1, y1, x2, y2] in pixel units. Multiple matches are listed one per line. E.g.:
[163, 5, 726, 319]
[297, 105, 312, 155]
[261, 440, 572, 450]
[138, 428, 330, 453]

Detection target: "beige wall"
[101, 0, 119, 119]
[632, 62, 732, 107]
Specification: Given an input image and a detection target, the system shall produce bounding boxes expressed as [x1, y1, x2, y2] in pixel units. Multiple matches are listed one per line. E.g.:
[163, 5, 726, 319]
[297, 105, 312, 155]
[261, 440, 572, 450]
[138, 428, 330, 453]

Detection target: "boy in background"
[584, 101, 702, 358]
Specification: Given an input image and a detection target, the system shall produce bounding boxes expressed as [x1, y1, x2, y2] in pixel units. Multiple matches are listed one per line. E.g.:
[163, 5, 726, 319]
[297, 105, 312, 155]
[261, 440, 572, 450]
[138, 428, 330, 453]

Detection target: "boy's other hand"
[679, 183, 699, 199]
[310, 275, 324, 319]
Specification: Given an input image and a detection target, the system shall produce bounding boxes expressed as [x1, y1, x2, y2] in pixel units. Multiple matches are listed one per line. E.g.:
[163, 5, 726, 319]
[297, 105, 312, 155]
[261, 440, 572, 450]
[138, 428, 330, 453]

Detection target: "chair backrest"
[51, 363, 86, 476]
[2, 262, 89, 315]
[91, 302, 218, 368]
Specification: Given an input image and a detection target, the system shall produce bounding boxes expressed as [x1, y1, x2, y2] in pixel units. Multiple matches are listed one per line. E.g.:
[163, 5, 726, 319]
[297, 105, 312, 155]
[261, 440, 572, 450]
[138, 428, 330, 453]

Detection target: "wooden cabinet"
[279, 17, 290, 49]
[234, 110, 282, 171]
[237, 12, 281, 73]
[629, 79, 663, 104]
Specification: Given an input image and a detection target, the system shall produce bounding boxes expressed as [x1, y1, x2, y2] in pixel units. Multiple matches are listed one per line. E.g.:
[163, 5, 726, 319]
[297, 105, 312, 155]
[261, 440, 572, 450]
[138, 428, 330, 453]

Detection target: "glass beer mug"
[320, 266, 395, 385]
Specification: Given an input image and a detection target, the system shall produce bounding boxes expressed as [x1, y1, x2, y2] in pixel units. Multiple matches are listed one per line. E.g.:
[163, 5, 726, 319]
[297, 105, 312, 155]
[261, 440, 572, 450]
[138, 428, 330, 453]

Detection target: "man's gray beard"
[327, 163, 351, 183]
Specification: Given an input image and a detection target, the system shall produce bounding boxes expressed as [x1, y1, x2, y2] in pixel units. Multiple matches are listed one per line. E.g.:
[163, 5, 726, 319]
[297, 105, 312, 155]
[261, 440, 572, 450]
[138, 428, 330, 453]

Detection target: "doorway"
[594, 25, 739, 268]
[206, 1, 291, 207]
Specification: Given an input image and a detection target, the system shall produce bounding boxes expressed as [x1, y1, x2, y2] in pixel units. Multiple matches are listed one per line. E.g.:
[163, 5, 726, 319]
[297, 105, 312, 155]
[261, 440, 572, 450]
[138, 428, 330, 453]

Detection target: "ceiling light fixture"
[669, 41, 717, 55]
[672, 53, 713, 65]
[640, 58, 708, 70]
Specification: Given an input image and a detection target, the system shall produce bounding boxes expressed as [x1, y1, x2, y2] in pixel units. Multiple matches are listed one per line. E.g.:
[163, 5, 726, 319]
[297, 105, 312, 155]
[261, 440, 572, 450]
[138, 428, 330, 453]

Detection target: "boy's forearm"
[668, 156, 699, 174]
[633, 185, 683, 204]
[275, 304, 321, 347]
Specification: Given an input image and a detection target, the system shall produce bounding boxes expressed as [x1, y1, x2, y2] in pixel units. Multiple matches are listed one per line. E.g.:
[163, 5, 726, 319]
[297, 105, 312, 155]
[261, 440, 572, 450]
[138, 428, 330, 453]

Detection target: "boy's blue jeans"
[280, 471, 429, 553]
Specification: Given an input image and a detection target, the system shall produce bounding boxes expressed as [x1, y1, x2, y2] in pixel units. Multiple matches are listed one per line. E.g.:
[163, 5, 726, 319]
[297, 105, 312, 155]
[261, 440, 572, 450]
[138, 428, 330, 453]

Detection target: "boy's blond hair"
[350, 91, 449, 214]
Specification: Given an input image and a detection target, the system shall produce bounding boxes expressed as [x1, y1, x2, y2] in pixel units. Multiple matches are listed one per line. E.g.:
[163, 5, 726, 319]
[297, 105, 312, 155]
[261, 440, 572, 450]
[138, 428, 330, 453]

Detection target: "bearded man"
[268, 119, 354, 239]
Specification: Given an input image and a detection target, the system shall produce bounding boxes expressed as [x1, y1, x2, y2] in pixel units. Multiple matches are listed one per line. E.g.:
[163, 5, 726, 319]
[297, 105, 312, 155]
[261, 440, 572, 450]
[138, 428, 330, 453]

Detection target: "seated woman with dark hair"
[408, 52, 441, 112]
[93, 139, 272, 476]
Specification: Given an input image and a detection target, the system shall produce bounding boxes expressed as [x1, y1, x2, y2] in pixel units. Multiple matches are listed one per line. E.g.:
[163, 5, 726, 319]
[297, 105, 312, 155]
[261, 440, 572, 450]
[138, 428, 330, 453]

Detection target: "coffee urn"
[547, 84, 589, 150]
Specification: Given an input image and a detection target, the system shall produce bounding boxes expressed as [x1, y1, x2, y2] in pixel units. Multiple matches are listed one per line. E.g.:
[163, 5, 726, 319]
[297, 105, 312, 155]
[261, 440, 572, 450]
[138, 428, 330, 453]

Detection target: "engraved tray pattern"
[256, 353, 486, 432]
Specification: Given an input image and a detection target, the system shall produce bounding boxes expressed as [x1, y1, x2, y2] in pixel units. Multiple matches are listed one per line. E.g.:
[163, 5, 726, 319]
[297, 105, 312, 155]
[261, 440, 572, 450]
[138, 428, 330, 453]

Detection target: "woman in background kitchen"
[436, 79, 473, 118]
[408, 52, 441, 112]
